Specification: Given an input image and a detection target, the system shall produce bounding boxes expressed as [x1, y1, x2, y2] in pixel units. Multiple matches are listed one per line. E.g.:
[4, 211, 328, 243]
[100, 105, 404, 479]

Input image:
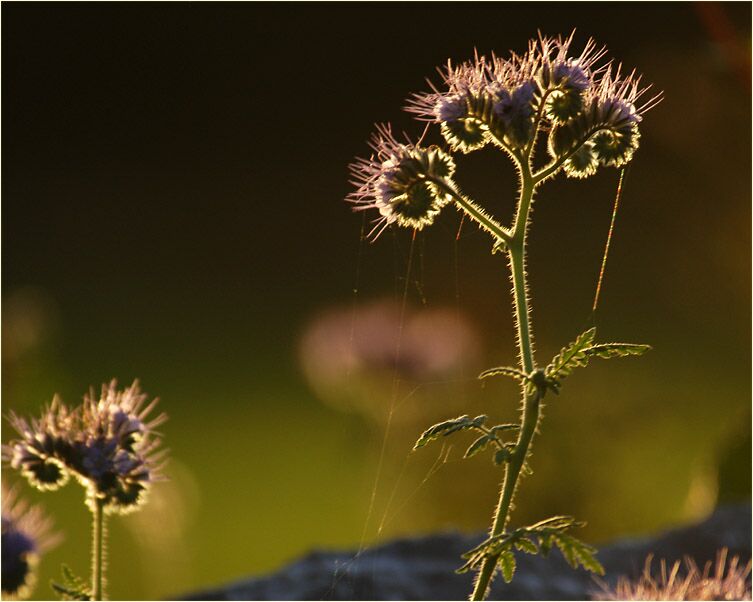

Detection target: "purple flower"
[492, 80, 539, 148]
[434, 94, 467, 123]
[347, 124, 456, 240]
[2, 483, 61, 599]
[405, 32, 660, 163]
[3, 381, 167, 515]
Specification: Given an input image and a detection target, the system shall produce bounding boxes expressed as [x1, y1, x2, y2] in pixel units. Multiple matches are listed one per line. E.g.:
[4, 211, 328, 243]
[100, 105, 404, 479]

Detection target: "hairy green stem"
[470, 175, 540, 601]
[432, 179, 512, 246]
[91, 498, 106, 601]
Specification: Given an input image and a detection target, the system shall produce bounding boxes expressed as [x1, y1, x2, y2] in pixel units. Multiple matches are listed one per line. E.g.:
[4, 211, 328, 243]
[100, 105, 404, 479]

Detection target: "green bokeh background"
[3, 3, 750, 600]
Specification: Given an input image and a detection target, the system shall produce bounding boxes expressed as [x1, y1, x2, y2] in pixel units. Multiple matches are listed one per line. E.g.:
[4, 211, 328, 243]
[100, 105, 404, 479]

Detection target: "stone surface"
[181, 504, 751, 600]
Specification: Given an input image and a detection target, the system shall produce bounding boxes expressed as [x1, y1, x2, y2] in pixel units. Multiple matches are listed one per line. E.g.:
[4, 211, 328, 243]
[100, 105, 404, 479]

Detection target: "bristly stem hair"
[347, 32, 660, 601]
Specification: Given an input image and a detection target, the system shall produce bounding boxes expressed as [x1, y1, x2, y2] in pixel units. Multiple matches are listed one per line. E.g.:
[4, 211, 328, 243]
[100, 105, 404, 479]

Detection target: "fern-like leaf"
[514, 537, 538, 554]
[583, 343, 651, 359]
[51, 565, 91, 601]
[498, 549, 516, 583]
[551, 532, 605, 575]
[478, 366, 528, 382]
[491, 424, 520, 435]
[464, 434, 493, 458]
[414, 415, 487, 449]
[546, 327, 597, 380]
[538, 532, 553, 557]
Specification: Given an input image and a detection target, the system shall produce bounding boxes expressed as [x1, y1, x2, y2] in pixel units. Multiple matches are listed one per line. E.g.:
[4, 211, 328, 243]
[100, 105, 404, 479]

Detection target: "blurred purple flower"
[2, 483, 61, 599]
[4, 381, 167, 515]
[299, 300, 481, 422]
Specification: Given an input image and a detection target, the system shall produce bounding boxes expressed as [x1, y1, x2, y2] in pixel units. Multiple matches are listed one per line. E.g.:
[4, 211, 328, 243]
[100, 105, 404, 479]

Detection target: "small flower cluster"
[347, 124, 457, 239]
[348, 33, 659, 239]
[407, 33, 660, 176]
[2, 483, 60, 599]
[4, 381, 167, 515]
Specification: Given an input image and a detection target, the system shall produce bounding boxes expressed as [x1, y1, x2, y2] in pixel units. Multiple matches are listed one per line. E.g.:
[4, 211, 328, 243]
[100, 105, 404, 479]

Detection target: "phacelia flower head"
[406, 32, 661, 173]
[2, 483, 61, 599]
[347, 124, 457, 240]
[548, 61, 661, 176]
[4, 397, 75, 492]
[406, 53, 496, 153]
[3, 380, 167, 516]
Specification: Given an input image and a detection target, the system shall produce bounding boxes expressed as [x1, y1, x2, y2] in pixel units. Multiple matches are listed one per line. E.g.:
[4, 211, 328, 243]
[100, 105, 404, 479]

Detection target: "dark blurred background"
[2, 2, 751, 600]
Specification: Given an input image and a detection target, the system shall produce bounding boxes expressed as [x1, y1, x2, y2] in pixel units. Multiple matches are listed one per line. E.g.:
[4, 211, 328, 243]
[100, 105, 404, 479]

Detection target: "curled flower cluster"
[348, 33, 660, 238]
[407, 33, 660, 173]
[348, 124, 457, 239]
[1, 483, 60, 599]
[4, 381, 167, 515]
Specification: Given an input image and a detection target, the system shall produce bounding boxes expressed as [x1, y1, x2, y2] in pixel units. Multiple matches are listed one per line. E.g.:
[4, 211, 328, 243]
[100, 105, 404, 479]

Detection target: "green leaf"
[545, 327, 597, 381]
[538, 533, 552, 557]
[464, 435, 493, 458]
[51, 565, 91, 601]
[528, 515, 581, 531]
[478, 366, 528, 382]
[494, 448, 512, 465]
[498, 550, 516, 583]
[583, 343, 651, 359]
[491, 424, 520, 435]
[414, 415, 487, 449]
[551, 532, 605, 575]
[514, 537, 538, 554]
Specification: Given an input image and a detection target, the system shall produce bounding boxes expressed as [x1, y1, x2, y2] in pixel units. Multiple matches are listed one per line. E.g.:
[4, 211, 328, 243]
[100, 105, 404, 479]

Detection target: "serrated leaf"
[51, 582, 91, 601]
[414, 415, 486, 449]
[478, 366, 528, 382]
[498, 550, 516, 583]
[51, 566, 91, 601]
[514, 537, 538, 554]
[538, 533, 552, 557]
[464, 435, 493, 458]
[546, 327, 597, 381]
[574, 545, 605, 575]
[553, 533, 578, 568]
[583, 343, 651, 359]
[551, 532, 604, 575]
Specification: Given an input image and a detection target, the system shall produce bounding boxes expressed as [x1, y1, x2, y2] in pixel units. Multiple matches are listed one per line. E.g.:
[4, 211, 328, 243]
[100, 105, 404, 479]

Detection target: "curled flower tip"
[3, 397, 74, 492]
[80, 380, 168, 515]
[2, 483, 61, 599]
[347, 124, 456, 241]
[406, 32, 661, 165]
[547, 53, 662, 177]
[406, 56, 493, 153]
[3, 381, 168, 516]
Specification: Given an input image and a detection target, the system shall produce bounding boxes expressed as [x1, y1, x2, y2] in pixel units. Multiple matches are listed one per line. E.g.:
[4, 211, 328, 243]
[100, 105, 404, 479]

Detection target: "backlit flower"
[347, 124, 456, 239]
[406, 32, 661, 168]
[3, 380, 167, 515]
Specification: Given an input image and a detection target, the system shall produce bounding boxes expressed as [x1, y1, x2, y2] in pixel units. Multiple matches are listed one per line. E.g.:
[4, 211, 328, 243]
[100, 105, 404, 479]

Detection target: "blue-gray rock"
[181, 503, 751, 600]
